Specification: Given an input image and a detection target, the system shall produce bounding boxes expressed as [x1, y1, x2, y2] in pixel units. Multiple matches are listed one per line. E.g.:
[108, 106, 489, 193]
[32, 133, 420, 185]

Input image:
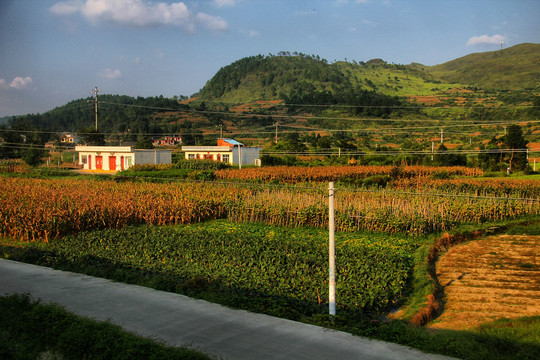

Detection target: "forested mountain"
[2, 95, 193, 140]
[198, 53, 408, 110]
[197, 44, 540, 103]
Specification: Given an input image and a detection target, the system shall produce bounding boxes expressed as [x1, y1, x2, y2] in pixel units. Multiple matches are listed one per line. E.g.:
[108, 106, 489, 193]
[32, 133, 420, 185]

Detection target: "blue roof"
[222, 138, 244, 146]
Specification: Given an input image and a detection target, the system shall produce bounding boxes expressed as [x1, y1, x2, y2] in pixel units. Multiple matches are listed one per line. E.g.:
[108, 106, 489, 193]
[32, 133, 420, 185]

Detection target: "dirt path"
[428, 235, 540, 330]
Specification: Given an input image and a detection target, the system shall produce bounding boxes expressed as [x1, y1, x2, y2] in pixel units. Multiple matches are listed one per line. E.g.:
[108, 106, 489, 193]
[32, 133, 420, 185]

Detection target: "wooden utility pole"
[92, 86, 99, 130]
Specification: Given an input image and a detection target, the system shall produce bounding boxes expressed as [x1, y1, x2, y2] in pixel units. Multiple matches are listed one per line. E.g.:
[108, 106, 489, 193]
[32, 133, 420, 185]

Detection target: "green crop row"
[30, 221, 417, 316]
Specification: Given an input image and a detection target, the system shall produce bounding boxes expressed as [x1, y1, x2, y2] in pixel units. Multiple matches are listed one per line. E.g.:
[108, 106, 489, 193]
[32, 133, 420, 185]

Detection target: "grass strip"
[0, 294, 211, 360]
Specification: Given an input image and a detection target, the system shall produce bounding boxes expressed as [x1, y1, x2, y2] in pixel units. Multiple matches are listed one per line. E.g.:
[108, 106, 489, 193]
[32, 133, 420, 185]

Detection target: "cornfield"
[1, 176, 538, 242]
[215, 165, 483, 183]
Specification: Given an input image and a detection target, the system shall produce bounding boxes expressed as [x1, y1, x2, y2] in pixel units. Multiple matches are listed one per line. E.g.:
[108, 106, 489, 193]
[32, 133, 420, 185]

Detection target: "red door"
[88, 154, 92, 169]
[109, 156, 116, 171]
[96, 155, 103, 170]
[120, 156, 124, 171]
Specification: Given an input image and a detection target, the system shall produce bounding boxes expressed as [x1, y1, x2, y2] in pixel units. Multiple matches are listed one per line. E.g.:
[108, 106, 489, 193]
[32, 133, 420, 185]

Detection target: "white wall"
[232, 147, 262, 166]
[134, 150, 172, 165]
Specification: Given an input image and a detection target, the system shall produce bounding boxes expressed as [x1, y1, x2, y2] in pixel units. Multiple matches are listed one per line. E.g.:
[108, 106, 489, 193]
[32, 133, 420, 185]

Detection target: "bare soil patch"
[428, 235, 540, 330]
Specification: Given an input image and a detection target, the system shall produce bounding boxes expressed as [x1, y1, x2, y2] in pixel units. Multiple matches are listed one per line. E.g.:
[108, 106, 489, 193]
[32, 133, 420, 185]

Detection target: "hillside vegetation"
[428, 43, 540, 90]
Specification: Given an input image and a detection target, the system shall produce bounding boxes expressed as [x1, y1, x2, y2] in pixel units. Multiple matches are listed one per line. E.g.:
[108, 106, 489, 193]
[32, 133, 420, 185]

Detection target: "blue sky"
[1, 0, 539, 117]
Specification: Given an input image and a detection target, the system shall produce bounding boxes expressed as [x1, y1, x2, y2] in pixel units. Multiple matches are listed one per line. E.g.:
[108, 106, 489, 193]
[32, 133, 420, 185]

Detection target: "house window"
[188, 154, 195, 159]
[125, 156, 132, 167]
[204, 154, 213, 160]
[222, 154, 230, 163]
[196, 154, 200, 159]
[81, 155, 88, 165]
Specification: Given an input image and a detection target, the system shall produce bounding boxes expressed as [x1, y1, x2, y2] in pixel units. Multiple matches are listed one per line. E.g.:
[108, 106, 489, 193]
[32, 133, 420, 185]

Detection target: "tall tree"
[504, 124, 528, 171]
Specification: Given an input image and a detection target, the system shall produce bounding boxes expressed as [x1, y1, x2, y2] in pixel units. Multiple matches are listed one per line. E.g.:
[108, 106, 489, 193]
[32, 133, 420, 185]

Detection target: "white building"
[75, 146, 172, 172]
[182, 139, 262, 166]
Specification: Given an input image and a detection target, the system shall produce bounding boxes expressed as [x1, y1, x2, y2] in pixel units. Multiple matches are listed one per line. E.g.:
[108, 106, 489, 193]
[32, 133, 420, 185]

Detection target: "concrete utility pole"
[440, 128, 444, 143]
[238, 144, 242, 170]
[328, 182, 336, 316]
[274, 122, 279, 144]
[92, 86, 99, 130]
[219, 124, 223, 139]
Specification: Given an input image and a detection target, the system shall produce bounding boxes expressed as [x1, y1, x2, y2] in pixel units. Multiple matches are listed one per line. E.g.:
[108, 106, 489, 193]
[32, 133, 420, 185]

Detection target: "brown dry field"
[428, 235, 540, 330]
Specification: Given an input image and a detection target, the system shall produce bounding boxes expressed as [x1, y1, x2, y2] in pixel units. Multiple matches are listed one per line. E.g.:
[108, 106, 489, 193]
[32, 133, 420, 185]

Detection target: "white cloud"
[1, 76, 33, 90]
[240, 29, 259, 37]
[50, 0, 228, 32]
[196, 13, 228, 32]
[466, 34, 506, 47]
[214, 0, 239, 7]
[98, 68, 122, 79]
[50, 0, 81, 15]
[362, 19, 377, 29]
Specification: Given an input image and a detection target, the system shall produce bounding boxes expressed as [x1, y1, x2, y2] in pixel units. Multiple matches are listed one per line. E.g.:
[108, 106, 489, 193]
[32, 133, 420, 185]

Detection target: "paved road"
[0, 259, 457, 360]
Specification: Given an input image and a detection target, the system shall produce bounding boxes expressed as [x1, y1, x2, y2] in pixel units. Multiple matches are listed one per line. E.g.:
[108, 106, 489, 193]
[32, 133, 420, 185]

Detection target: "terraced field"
[429, 235, 540, 330]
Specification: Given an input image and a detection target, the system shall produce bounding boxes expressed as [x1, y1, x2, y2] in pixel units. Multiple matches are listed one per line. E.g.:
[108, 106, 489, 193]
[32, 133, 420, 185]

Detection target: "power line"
[260, 148, 540, 156]
[99, 99, 540, 125]
[175, 97, 540, 110]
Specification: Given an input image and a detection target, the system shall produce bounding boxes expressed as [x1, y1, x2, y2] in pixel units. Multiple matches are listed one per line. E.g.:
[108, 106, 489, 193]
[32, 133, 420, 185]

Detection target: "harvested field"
[428, 235, 540, 330]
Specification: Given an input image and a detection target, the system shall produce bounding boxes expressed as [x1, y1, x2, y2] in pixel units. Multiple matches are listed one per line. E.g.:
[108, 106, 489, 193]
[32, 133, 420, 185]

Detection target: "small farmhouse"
[152, 135, 182, 147]
[60, 133, 79, 146]
[182, 138, 262, 166]
[75, 145, 172, 172]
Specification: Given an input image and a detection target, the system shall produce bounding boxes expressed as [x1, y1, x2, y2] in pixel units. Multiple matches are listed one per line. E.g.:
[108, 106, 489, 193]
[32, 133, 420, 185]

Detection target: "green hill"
[197, 53, 455, 102]
[197, 53, 348, 102]
[197, 44, 539, 106]
[427, 43, 540, 90]
[197, 53, 408, 118]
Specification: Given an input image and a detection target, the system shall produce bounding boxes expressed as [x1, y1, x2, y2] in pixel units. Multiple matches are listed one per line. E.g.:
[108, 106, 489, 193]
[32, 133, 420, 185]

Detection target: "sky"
[0, 0, 539, 117]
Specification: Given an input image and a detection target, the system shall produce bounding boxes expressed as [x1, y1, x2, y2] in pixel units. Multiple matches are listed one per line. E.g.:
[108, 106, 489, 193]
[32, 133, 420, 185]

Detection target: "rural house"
[152, 135, 182, 147]
[60, 132, 79, 146]
[75, 145, 172, 172]
[182, 138, 262, 166]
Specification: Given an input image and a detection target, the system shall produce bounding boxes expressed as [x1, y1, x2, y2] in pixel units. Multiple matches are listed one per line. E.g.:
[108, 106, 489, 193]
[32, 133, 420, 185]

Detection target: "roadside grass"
[0, 293, 211, 360]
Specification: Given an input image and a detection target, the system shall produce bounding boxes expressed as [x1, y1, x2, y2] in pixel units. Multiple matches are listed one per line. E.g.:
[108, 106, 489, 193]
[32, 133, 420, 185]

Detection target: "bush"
[189, 170, 216, 181]
[174, 159, 229, 170]
[363, 175, 391, 188]
[430, 170, 450, 179]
